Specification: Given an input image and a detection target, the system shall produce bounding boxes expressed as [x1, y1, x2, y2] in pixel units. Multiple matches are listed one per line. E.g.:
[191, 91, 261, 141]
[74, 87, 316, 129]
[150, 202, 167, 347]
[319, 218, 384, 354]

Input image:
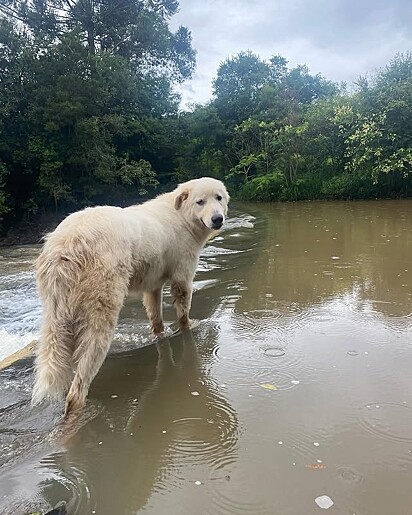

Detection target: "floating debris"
[306, 463, 326, 470]
[191, 391, 200, 396]
[313, 442, 320, 447]
[315, 495, 334, 509]
[291, 380, 300, 385]
[111, 394, 118, 398]
[259, 383, 278, 391]
[195, 480, 202, 486]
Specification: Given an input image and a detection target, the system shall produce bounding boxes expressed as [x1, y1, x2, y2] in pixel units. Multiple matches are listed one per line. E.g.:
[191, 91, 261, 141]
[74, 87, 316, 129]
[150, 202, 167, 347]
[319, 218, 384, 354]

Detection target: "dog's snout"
[211, 214, 224, 228]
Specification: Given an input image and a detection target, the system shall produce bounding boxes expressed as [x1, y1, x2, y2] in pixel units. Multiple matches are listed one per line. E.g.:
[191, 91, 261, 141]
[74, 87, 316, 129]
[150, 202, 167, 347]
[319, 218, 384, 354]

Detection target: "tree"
[213, 51, 271, 125]
[0, 0, 194, 71]
[175, 105, 227, 181]
[0, 1, 195, 224]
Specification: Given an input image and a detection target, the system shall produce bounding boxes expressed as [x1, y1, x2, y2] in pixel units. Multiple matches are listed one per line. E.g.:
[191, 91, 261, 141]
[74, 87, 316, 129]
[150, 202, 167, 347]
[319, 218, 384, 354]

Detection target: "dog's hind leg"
[64, 312, 119, 416]
[143, 288, 164, 335]
[64, 276, 128, 416]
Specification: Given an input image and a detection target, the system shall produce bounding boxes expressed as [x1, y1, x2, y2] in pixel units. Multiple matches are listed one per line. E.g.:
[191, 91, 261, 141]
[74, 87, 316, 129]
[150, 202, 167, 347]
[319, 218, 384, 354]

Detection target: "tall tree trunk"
[87, 26, 96, 54]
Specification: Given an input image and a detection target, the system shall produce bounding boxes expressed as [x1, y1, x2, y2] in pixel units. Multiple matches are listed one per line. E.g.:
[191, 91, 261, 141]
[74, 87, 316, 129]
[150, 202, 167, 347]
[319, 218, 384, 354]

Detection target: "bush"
[238, 172, 285, 201]
[320, 174, 378, 199]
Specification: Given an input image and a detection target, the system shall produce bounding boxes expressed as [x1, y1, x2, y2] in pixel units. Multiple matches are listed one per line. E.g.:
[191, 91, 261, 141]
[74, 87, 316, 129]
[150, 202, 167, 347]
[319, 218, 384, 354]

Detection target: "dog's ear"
[174, 190, 189, 210]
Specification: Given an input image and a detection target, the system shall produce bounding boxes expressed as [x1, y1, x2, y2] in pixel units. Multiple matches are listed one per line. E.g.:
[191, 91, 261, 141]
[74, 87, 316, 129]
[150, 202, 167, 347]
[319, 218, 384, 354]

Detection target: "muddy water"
[1, 200, 412, 515]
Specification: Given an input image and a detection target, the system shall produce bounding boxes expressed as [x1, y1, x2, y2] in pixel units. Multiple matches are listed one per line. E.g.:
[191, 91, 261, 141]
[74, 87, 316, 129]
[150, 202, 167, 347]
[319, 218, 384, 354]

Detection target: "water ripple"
[357, 402, 412, 443]
[165, 393, 238, 470]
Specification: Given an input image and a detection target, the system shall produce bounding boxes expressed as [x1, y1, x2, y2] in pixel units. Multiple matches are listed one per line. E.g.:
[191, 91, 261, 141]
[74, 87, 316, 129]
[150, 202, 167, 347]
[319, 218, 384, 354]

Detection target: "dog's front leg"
[171, 281, 194, 329]
[143, 288, 164, 335]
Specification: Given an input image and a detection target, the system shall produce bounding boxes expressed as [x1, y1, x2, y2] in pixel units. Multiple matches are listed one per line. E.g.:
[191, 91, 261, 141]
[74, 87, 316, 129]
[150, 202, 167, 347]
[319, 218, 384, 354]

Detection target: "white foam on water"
[0, 268, 41, 361]
[0, 328, 38, 361]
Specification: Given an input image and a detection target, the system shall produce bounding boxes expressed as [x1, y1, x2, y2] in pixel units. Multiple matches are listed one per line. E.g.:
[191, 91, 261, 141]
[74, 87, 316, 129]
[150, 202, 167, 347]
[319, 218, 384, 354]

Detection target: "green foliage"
[213, 51, 271, 124]
[238, 172, 285, 201]
[117, 158, 159, 194]
[0, 2, 195, 229]
[212, 51, 412, 202]
[0, 161, 10, 219]
[320, 173, 378, 200]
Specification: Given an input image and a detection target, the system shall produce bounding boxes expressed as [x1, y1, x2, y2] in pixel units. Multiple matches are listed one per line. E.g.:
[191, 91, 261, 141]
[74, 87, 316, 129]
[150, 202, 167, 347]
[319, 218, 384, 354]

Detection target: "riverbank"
[0, 213, 65, 247]
[0, 196, 151, 247]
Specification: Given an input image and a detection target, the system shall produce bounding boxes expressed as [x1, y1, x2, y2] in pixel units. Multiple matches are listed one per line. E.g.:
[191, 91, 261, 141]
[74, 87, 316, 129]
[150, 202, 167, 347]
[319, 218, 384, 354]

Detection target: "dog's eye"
[196, 199, 205, 206]
[216, 195, 222, 201]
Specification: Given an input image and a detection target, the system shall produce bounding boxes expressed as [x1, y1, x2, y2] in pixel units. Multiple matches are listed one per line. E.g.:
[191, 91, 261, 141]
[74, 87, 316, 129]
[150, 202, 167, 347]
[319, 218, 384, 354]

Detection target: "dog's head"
[174, 177, 230, 231]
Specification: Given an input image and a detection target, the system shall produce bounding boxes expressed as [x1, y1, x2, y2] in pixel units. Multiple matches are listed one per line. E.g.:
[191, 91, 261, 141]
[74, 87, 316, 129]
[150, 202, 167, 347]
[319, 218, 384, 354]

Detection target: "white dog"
[32, 177, 229, 416]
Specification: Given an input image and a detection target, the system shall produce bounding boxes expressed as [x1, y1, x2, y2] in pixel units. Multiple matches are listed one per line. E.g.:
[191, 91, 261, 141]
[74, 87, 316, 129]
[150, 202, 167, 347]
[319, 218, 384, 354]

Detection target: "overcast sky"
[169, 0, 412, 107]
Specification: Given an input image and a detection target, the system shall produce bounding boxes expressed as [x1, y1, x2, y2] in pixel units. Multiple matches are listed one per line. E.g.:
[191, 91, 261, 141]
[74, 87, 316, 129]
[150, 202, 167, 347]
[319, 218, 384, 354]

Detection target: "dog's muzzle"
[211, 214, 224, 230]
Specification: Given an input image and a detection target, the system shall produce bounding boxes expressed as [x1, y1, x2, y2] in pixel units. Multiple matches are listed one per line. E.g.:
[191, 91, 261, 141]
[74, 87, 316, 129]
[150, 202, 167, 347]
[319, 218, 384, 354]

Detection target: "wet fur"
[32, 177, 229, 416]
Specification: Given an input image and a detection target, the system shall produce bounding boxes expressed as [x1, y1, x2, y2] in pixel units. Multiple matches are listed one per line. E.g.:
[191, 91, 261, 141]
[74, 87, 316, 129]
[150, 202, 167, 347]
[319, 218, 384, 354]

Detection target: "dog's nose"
[211, 214, 223, 228]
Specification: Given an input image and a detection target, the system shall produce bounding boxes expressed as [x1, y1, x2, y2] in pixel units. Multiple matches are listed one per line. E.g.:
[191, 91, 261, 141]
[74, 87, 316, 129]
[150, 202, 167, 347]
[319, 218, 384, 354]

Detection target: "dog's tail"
[32, 239, 84, 406]
[31, 311, 74, 406]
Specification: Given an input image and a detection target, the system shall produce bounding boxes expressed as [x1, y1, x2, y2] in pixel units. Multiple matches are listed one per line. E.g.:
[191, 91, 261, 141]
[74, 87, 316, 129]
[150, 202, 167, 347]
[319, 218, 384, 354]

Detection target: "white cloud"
[170, 0, 412, 107]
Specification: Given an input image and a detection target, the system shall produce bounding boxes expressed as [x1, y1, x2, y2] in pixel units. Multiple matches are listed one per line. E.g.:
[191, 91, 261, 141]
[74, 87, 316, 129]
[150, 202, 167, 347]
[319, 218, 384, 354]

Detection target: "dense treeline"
[0, 0, 195, 230]
[179, 50, 412, 203]
[1, 1, 412, 233]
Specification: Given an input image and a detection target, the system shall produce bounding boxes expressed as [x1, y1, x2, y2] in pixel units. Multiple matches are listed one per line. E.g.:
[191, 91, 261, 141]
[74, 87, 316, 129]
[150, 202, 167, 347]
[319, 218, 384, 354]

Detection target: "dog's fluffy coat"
[32, 177, 229, 415]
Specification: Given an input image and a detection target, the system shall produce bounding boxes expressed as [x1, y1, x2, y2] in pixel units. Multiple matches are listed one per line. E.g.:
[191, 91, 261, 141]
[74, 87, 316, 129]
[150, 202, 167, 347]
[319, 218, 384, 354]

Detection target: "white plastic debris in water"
[315, 495, 334, 509]
[191, 391, 200, 396]
[195, 481, 202, 486]
[313, 442, 320, 447]
[111, 394, 118, 398]
[291, 380, 300, 385]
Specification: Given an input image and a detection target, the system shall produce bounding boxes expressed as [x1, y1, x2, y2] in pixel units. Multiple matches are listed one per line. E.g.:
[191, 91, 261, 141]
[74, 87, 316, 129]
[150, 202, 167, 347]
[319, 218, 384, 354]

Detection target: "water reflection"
[232, 200, 412, 317]
[0, 329, 238, 514]
[57, 330, 238, 513]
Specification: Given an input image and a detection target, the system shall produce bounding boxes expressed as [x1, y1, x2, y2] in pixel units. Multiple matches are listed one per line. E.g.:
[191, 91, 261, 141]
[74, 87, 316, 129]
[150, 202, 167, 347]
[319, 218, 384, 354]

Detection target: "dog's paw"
[182, 318, 200, 331]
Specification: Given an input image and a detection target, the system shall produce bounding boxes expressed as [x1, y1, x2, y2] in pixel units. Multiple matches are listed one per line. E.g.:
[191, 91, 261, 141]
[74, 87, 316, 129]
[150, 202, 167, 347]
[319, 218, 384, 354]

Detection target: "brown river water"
[0, 200, 412, 515]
